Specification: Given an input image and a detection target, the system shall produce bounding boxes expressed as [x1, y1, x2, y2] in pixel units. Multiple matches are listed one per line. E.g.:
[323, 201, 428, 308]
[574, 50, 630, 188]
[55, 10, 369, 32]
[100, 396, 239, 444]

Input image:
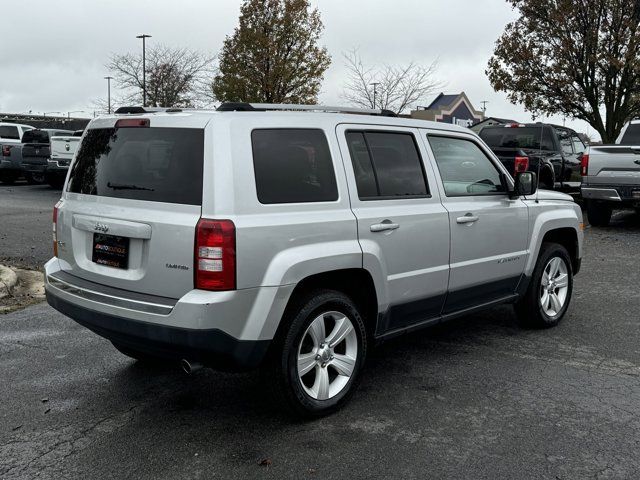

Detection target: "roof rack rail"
[216, 102, 397, 117]
[114, 106, 172, 114]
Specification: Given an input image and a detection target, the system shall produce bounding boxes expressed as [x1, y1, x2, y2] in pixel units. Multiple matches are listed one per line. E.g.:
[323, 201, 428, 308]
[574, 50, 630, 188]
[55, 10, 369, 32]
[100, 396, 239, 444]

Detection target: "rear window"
[22, 130, 50, 144]
[0, 125, 20, 140]
[480, 127, 555, 151]
[66, 127, 204, 205]
[251, 129, 338, 204]
[620, 124, 640, 145]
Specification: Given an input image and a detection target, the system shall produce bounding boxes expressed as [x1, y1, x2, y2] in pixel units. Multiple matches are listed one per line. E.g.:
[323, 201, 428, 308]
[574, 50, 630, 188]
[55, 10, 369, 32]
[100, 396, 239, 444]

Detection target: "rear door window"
[344, 131, 429, 200]
[251, 129, 338, 204]
[0, 125, 20, 140]
[66, 127, 204, 205]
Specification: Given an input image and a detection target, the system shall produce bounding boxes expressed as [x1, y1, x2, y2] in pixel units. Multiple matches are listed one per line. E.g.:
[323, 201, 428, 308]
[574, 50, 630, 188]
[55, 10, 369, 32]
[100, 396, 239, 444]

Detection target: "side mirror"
[512, 171, 537, 198]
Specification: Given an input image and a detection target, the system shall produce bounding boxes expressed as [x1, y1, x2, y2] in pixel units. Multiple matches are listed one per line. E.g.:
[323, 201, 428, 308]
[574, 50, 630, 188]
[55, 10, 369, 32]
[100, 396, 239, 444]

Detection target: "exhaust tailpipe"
[181, 359, 203, 375]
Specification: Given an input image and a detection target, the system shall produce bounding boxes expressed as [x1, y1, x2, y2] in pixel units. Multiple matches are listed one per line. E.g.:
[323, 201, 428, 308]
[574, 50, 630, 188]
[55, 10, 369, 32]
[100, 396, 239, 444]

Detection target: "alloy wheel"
[539, 256, 569, 317]
[296, 311, 358, 401]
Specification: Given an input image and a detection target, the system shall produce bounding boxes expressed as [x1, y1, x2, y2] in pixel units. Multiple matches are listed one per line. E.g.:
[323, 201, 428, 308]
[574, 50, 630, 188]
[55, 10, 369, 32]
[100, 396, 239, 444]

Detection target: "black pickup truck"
[478, 123, 586, 194]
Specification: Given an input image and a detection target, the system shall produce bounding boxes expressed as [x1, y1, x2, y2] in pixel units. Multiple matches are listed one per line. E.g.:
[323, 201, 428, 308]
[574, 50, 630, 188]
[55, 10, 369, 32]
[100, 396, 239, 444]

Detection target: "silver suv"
[45, 104, 584, 416]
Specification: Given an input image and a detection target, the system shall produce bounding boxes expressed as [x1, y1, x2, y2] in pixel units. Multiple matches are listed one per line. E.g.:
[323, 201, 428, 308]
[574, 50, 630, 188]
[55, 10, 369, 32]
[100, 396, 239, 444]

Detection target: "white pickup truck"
[582, 120, 640, 226]
[45, 131, 83, 188]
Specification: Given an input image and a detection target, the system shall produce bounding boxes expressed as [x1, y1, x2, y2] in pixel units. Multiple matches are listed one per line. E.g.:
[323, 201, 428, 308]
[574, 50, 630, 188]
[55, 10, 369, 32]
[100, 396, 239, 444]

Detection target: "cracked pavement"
[1, 185, 640, 479]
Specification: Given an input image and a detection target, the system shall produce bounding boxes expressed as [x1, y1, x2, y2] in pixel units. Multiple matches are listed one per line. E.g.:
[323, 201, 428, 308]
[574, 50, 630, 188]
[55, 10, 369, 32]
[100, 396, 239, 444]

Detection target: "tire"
[265, 289, 368, 417]
[515, 242, 573, 328]
[111, 342, 172, 365]
[25, 172, 45, 185]
[586, 201, 612, 227]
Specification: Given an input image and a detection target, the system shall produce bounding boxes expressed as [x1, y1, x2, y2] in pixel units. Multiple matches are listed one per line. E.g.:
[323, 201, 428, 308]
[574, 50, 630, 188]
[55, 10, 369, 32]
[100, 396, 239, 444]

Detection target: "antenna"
[535, 122, 544, 203]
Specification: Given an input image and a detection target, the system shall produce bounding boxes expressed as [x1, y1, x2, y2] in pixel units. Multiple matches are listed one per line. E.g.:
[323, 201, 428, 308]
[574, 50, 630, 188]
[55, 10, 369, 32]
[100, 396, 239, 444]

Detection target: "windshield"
[66, 127, 204, 205]
[480, 127, 555, 151]
[619, 124, 640, 145]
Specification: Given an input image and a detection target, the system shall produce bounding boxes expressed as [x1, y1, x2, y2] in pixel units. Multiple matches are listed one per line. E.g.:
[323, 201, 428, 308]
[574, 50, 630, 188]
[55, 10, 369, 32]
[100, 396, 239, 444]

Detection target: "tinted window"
[620, 124, 640, 145]
[22, 130, 50, 144]
[556, 129, 574, 155]
[345, 131, 428, 199]
[480, 127, 555, 151]
[51, 130, 73, 137]
[251, 129, 338, 204]
[0, 125, 20, 140]
[428, 136, 506, 197]
[67, 127, 204, 205]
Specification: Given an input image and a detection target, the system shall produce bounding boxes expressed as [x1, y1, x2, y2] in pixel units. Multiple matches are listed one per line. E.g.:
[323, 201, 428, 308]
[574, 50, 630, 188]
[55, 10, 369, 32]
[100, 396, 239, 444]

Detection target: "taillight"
[194, 219, 236, 291]
[580, 154, 589, 176]
[514, 156, 529, 174]
[115, 118, 150, 128]
[53, 201, 62, 257]
[2, 145, 11, 156]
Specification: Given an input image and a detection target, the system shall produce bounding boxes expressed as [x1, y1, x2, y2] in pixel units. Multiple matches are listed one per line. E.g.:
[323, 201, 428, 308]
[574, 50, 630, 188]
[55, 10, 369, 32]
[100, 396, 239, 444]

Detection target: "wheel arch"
[274, 268, 380, 344]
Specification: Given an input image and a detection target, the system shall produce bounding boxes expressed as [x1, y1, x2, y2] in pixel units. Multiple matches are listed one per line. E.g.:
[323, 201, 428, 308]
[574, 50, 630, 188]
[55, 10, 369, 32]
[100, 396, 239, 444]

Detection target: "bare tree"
[341, 49, 443, 114]
[106, 45, 215, 108]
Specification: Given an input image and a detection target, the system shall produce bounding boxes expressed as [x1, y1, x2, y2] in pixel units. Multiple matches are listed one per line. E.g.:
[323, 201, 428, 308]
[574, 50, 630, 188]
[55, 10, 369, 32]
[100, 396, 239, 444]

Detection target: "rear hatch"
[50, 136, 80, 167]
[21, 130, 51, 165]
[56, 117, 207, 299]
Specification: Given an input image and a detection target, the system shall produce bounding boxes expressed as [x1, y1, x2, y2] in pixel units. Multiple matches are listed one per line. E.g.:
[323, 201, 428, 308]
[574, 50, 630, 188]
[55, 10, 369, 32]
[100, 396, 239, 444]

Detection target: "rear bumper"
[46, 291, 270, 370]
[44, 259, 293, 370]
[22, 160, 47, 173]
[582, 184, 640, 203]
[47, 158, 70, 173]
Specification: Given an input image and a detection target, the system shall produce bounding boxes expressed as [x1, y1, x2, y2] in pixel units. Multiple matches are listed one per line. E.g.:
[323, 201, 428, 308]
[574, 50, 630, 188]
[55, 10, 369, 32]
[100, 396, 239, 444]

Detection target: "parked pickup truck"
[21, 128, 74, 186]
[0, 122, 35, 184]
[582, 120, 640, 226]
[479, 123, 586, 194]
[47, 130, 83, 188]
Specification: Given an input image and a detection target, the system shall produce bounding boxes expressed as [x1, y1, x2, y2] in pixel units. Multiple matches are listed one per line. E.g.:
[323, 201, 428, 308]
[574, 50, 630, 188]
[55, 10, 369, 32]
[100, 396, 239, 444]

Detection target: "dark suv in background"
[21, 128, 73, 185]
[479, 123, 586, 194]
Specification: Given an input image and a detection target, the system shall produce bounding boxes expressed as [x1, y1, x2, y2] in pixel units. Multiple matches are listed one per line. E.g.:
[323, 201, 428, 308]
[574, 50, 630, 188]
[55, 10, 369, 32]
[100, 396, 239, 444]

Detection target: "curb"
[0, 265, 19, 298]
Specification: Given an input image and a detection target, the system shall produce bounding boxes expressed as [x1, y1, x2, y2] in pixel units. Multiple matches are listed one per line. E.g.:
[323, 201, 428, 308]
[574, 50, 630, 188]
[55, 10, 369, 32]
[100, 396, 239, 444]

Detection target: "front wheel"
[515, 243, 573, 328]
[266, 290, 368, 417]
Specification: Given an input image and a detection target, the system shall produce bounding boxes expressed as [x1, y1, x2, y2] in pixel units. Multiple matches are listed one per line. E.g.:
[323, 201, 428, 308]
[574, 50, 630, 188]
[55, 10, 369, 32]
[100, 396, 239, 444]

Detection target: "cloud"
[0, 0, 594, 136]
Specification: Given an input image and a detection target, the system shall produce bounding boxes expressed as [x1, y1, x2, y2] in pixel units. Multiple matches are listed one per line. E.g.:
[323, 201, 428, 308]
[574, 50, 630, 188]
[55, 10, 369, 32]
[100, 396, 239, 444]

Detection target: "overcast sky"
[0, 0, 595, 138]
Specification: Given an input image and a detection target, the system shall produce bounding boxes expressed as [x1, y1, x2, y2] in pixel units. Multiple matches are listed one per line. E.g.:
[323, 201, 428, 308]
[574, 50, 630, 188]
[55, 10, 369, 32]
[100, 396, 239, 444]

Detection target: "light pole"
[104, 76, 113, 113]
[370, 82, 381, 110]
[136, 34, 152, 107]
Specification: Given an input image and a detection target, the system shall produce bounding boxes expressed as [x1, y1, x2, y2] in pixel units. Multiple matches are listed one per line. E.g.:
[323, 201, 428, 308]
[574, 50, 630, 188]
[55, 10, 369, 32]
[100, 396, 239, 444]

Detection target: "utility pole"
[104, 76, 113, 114]
[136, 34, 152, 107]
[480, 100, 489, 114]
[370, 82, 381, 110]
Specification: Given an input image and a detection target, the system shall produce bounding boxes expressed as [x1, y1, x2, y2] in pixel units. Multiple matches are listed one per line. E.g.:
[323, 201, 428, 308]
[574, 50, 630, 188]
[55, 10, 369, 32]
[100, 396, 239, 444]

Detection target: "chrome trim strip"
[581, 187, 622, 201]
[47, 275, 173, 315]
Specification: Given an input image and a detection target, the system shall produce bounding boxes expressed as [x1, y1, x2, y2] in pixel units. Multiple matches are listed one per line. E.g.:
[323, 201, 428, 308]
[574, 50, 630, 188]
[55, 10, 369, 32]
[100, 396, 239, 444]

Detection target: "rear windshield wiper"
[106, 182, 154, 191]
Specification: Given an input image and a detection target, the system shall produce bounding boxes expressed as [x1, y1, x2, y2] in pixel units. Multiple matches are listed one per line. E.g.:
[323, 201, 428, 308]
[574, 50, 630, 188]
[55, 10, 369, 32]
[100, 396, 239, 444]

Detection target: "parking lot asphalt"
[1, 185, 640, 479]
[0, 182, 61, 270]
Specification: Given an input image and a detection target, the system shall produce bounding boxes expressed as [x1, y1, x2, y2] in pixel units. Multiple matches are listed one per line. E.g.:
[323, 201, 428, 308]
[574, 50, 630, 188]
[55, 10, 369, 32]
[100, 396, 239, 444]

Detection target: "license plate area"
[92, 233, 129, 269]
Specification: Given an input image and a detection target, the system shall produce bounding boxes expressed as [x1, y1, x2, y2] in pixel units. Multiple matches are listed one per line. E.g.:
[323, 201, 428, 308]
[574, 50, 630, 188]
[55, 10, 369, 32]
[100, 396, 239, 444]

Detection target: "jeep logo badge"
[94, 223, 109, 233]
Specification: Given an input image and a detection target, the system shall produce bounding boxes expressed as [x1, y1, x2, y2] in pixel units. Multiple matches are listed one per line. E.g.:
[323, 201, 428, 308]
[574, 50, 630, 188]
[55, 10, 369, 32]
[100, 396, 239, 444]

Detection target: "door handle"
[456, 213, 479, 224]
[370, 220, 400, 232]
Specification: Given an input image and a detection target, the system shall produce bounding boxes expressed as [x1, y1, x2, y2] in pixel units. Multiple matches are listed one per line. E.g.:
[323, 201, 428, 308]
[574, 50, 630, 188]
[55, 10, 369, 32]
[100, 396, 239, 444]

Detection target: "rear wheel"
[515, 242, 573, 328]
[266, 290, 368, 417]
[25, 172, 45, 185]
[586, 201, 612, 227]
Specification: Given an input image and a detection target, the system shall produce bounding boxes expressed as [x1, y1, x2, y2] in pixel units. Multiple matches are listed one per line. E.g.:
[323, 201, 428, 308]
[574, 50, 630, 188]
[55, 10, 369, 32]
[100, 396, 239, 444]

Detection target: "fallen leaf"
[258, 458, 272, 467]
